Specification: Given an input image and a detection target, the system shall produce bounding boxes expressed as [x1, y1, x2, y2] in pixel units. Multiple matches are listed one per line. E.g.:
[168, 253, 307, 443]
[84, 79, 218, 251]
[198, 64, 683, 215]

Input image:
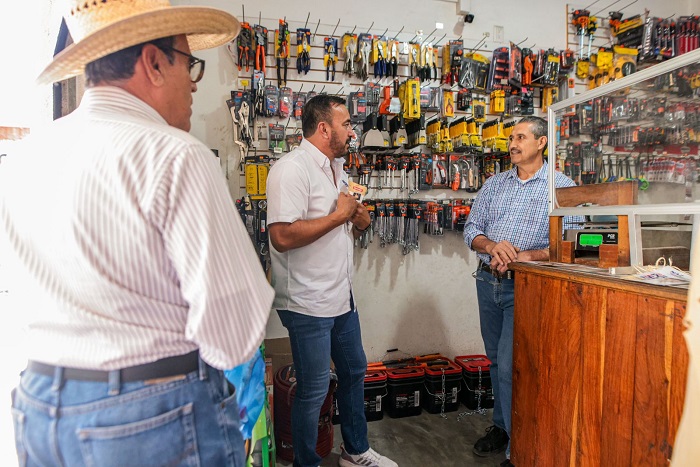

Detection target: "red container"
[454, 355, 494, 410]
[274, 364, 335, 462]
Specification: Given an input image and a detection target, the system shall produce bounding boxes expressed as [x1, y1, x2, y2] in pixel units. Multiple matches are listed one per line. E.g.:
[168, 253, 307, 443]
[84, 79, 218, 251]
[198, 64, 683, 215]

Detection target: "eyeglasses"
[157, 46, 206, 83]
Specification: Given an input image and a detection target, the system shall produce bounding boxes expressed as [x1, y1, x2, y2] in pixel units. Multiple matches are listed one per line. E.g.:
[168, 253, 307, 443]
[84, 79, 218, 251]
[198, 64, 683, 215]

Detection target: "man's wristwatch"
[353, 223, 370, 233]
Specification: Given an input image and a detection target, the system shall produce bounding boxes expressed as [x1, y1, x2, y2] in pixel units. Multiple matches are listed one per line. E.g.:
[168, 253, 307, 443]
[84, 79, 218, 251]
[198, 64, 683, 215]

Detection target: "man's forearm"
[269, 214, 345, 252]
[517, 247, 550, 262]
[470, 234, 497, 256]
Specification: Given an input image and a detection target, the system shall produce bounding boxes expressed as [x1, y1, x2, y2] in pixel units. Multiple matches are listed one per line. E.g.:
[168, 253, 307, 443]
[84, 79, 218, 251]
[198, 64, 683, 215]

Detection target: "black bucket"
[454, 355, 494, 410]
[422, 359, 462, 414]
[332, 370, 388, 424]
[385, 368, 424, 418]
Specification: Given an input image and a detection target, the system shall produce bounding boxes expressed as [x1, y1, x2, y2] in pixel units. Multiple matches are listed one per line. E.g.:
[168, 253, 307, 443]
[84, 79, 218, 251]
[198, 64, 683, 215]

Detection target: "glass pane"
[551, 53, 700, 207]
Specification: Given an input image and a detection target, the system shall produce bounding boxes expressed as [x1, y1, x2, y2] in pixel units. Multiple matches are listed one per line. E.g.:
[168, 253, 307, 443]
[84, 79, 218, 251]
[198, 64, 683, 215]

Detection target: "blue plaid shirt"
[464, 162, 578, 265]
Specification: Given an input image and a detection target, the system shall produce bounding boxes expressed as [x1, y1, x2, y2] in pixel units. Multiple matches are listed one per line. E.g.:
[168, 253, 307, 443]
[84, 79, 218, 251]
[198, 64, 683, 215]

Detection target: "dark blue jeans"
[278, 308, 368, 467]
[11, 357, 245, 466]
[475, 269, 514, 456]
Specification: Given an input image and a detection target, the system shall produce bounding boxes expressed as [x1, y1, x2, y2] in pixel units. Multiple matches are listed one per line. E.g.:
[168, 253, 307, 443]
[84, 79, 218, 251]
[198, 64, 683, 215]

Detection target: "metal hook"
[350, 25, 357, 35]
[408, 34, 418, 43]
[420, 28, 438, 44]
[467, 36, 487, 52]
[618, 0, 639, 12]
[312, 19, 320, 41]
[330, 19, 340, 38]
[663, 13, 676, 20]
[242, 4, 245, 23]
[335, 86, 345, 95]
[304, 12, 310, 29]
[515, 37, 528, 46]
[365, 22, 374, 34]
[433, 34, 447, 47]
[379, 28, 389, 39]
[392, 26, 405, 41]
[593, 0, 621, 16]
[299, 84, 304, 92]
[320, 85, 326, 93]
[583, 0, 604, 9]
[258, 12, 261, 25]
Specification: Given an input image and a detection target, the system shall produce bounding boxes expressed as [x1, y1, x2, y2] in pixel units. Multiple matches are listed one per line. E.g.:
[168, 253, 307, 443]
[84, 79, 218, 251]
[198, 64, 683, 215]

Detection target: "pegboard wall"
[228, 15, 556, 201]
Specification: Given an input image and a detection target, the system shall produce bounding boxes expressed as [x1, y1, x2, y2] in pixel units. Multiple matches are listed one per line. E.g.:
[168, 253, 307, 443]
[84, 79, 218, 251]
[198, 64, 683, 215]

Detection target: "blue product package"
[224, 348, 266, 440]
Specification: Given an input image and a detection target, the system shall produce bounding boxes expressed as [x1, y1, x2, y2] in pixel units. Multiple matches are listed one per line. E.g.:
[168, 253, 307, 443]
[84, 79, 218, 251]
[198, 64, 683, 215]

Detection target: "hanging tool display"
[342, 33, 357, 76]
[253, 24, 268, 73]
[323, 37, 338, 81]
[387, 40, 399, 78]
[238, 22, 253, 72]
[275, 19, 290, 86]
[373, 37, 388, 78]
[409, 43, 420, 78]
[296, 28, 311, 75]
[355, 34, 372, 81]
[571, 9, 591, 59]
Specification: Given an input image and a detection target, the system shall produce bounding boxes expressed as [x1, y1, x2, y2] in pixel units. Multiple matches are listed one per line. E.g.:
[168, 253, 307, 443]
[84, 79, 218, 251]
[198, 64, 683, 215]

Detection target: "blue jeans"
[278, 308, 368, 467]
[11, 357, 245, 467]
[475, 269, 514, 456]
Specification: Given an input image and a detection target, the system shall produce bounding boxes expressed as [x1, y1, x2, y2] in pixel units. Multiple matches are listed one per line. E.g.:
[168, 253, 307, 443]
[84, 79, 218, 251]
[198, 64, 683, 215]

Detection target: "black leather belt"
[478, 261, 515, 280]
[27, 350, 200, 383]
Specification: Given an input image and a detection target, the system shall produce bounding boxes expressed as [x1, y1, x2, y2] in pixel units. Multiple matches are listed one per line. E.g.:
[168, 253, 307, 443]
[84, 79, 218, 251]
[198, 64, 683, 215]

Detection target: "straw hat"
[38, 0, 241, 84]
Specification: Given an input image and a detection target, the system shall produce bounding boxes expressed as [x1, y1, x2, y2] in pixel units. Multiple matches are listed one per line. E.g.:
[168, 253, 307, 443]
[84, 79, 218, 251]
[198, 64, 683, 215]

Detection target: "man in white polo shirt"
[267, 95, 397, 467]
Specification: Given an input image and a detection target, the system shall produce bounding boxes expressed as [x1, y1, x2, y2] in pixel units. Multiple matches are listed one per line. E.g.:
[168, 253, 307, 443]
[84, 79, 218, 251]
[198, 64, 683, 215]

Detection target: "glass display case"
[547, 48, 700, 267]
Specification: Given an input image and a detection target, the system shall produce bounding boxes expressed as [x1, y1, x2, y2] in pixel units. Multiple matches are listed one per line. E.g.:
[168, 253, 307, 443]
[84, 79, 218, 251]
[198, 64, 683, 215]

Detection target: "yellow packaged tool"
[541, 87, 558, 112]
[443, 90, 455, 117]
[245, 163, 269, 196]
[489, 90, 505, 114]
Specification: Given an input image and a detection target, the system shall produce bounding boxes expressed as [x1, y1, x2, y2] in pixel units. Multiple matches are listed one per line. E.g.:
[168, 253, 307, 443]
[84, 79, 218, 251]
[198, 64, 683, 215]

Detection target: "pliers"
[254, 25, 267, 73]
[296, 29, 311, 75]
[374, 42, 387, 78]
[276, 20, 289, 86]
[387, 41, 398, 79]
[409, 47, 419, 78]
[324, 37, 338, 81]
[237, 23, 253, 72]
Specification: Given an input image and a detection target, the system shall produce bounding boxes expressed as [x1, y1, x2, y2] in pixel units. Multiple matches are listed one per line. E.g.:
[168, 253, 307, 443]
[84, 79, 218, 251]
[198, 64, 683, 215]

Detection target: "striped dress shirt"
[0, 87, 273, 371]
[464, 162, 577, 265]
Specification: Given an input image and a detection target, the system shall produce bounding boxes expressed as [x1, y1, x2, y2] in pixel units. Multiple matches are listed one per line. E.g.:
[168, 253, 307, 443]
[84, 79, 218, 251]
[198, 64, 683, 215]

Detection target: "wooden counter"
[509, 262, 689, 466]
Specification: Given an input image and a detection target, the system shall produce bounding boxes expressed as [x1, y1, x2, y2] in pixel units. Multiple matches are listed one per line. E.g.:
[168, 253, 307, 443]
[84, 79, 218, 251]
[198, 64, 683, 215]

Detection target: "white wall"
[176, 0, 692, 361]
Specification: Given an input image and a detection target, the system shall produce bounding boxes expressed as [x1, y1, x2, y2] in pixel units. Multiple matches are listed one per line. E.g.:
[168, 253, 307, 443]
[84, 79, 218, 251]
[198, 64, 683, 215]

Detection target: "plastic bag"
[224, 348, 266, 440]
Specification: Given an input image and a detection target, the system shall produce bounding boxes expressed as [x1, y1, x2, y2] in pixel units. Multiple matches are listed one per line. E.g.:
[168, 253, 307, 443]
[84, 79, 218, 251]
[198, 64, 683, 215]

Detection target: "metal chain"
[440, 368, 447, 419]
[457, 365, 488, 421]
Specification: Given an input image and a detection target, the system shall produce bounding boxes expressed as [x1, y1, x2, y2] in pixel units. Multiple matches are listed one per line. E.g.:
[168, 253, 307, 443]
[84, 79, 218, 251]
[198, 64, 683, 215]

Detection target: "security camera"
[465, 13, 475, 23]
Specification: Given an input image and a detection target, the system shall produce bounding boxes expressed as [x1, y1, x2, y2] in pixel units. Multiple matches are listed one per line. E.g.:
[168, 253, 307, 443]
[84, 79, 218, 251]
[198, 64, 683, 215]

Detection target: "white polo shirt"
[266, 139, 354, 318]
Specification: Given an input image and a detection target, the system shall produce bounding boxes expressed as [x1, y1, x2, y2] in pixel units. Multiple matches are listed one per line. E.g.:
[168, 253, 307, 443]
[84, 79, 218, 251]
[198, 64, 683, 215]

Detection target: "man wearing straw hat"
[0, 1, 273, 465]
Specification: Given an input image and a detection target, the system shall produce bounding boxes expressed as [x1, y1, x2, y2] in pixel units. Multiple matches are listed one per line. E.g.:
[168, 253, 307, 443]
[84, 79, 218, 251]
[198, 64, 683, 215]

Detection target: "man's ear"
[537, 135, 547, 151]
[139, 44, 166, 86]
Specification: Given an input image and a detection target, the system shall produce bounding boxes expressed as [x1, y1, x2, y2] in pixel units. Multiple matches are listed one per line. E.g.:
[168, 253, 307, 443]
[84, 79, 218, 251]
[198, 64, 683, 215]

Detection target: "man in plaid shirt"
[464, 116, 577, 466]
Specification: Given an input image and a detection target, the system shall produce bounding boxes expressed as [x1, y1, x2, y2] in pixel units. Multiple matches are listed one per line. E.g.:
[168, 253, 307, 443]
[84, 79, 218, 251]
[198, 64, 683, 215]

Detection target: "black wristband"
[353, 223, 370, 233]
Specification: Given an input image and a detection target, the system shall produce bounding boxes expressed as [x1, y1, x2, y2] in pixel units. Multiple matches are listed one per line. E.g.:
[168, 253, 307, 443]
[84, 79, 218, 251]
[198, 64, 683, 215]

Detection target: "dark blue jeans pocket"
[77, 402, 200, 467]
